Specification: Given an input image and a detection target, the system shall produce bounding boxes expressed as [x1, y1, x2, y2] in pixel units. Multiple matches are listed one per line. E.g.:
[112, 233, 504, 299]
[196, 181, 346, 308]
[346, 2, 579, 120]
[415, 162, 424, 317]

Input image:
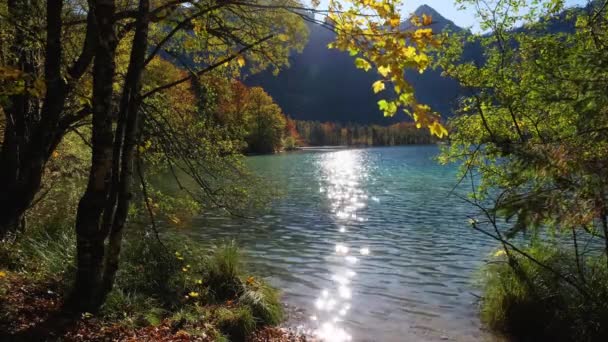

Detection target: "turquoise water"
[191, 146, 497, 341]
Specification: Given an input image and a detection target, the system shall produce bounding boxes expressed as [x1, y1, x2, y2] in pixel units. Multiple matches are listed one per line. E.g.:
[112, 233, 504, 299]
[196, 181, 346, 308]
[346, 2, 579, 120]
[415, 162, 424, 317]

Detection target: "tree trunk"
[68, 0, 118, 312]
[0, 0, 39, 238]
[101, 0, 150, 298]
[69, 0, 150, 312]
[0, 0, 67, 239]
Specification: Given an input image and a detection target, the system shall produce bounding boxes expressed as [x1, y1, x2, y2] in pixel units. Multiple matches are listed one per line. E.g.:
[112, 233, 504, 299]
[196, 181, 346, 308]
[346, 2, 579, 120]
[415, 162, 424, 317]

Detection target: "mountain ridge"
[244, 3, 577, 125]
[245, 4, 461, 125]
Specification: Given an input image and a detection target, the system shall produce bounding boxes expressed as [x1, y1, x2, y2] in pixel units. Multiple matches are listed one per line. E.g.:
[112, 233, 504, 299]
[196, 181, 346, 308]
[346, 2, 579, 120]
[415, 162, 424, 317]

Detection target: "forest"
[1, 0, 608, 341]
[291, 120, 435, 147]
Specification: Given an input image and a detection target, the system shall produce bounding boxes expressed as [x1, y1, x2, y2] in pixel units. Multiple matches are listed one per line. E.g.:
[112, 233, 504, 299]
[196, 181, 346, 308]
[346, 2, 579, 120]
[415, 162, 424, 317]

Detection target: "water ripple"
[190, 146, 497, 341]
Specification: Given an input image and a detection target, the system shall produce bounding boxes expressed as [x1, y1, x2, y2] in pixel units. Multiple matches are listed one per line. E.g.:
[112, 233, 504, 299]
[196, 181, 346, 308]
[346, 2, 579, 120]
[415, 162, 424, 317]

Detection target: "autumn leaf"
[354, 57, 372, 72]
[372, 80, 385, 93]
[388, 15, 401, 27]
[422, 14, 433, 26]
[378, 65, 391, 77]
[429, 121, 448, 138]
[169, 215, 181, 225]
[237, 55, 246, 68]
[493, 249, 506, 257]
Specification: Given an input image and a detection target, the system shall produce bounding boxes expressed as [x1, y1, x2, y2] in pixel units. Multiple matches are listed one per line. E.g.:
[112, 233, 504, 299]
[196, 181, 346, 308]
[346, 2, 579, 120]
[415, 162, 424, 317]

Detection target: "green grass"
[479, 243, 608, 341]
[205, 241, 243, 301]
[0, 220, 76, 287]
[1, 223, 284, 341]
[215, 306, 256, 341]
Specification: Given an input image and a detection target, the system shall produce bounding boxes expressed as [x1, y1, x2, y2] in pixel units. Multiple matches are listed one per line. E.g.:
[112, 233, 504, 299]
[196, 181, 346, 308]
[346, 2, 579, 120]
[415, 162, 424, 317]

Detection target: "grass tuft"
[215, 306, 256, 342]
[479, 243, 608, 341]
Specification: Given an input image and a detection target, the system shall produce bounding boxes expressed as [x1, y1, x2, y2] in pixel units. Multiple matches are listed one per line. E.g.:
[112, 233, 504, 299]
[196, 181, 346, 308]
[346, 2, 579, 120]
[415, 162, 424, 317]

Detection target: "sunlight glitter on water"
[309, 150, 372, 342]
[193, 146, 497, 341]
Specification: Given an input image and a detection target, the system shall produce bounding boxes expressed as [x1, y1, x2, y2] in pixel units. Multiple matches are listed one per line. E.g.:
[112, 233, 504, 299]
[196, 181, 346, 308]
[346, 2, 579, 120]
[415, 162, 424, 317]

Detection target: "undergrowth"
[479, 243, 608, 342]
[0, 224, 283, 341]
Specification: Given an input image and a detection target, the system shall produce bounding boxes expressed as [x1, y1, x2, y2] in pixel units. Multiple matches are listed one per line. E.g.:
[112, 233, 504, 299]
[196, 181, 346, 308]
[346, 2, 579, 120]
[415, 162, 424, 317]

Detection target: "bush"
[479, 243, 608, 341]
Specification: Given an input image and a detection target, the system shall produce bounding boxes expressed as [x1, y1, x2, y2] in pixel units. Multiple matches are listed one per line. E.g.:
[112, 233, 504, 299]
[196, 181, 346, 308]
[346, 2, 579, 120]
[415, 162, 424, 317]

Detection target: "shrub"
[479, 243, 608, 341]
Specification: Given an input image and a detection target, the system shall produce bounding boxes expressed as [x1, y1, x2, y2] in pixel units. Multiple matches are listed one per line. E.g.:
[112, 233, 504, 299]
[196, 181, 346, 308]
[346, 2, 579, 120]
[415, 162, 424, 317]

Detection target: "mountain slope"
[244, 3, 580, 125]
[245, 5, 462, 124]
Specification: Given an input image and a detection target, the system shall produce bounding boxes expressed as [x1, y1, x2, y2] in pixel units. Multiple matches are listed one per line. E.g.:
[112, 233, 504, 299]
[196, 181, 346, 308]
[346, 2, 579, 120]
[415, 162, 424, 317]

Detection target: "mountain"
[244, 3, 582, 125]
[245, 5, 463, 125]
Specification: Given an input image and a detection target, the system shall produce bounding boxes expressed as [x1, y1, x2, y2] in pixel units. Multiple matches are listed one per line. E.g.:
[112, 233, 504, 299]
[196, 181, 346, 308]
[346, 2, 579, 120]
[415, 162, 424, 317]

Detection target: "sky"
[312, 0, 589, 31]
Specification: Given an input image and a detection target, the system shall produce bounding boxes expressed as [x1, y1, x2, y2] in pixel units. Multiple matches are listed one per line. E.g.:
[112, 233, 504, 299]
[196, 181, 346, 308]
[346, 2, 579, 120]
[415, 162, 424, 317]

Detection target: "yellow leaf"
[237, 55, 246, 68]
[378, 65, 391, 77]
[189, 291, 199, 298]
[493, 249, 506, 257]
[372, 80, 385, 93]
[278, 34, 290, 42]
[429, 121, 448, 138]
[388, 15, 400, 27]
[422, 14, 433, 26]
[52, 151, 60, 159]
[354, 58, 372, 72]
[0, 271, 6, 278]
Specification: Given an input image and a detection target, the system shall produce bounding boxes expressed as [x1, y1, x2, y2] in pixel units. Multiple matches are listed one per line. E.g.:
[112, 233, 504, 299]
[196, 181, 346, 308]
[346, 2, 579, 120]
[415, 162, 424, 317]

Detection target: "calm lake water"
[190, 146, 498, 342]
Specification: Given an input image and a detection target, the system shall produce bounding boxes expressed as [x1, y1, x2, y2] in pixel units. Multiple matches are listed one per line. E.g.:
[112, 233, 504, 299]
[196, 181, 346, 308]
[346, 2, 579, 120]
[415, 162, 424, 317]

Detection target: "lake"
[190, 146, 498, 342]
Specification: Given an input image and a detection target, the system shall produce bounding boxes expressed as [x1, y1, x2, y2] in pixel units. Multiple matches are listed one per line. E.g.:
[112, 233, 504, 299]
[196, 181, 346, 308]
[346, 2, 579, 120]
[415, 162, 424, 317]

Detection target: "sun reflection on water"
[309, 150, 372, 342]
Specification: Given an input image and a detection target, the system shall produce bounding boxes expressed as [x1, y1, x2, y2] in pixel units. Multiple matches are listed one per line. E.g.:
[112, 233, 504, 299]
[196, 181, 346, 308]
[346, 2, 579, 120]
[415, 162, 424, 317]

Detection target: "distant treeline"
[291, 120, 436, 147]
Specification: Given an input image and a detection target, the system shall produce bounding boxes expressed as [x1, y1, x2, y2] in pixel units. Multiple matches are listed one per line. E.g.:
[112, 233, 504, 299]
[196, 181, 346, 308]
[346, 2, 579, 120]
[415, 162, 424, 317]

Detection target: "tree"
[1, 0, 448, 313]
[240, 87, 286, 154]
[0, 0, 94, 237]
[439, 0, 608, 296]
[67, 0, 310, 312]
[326, 0, 448, 137]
